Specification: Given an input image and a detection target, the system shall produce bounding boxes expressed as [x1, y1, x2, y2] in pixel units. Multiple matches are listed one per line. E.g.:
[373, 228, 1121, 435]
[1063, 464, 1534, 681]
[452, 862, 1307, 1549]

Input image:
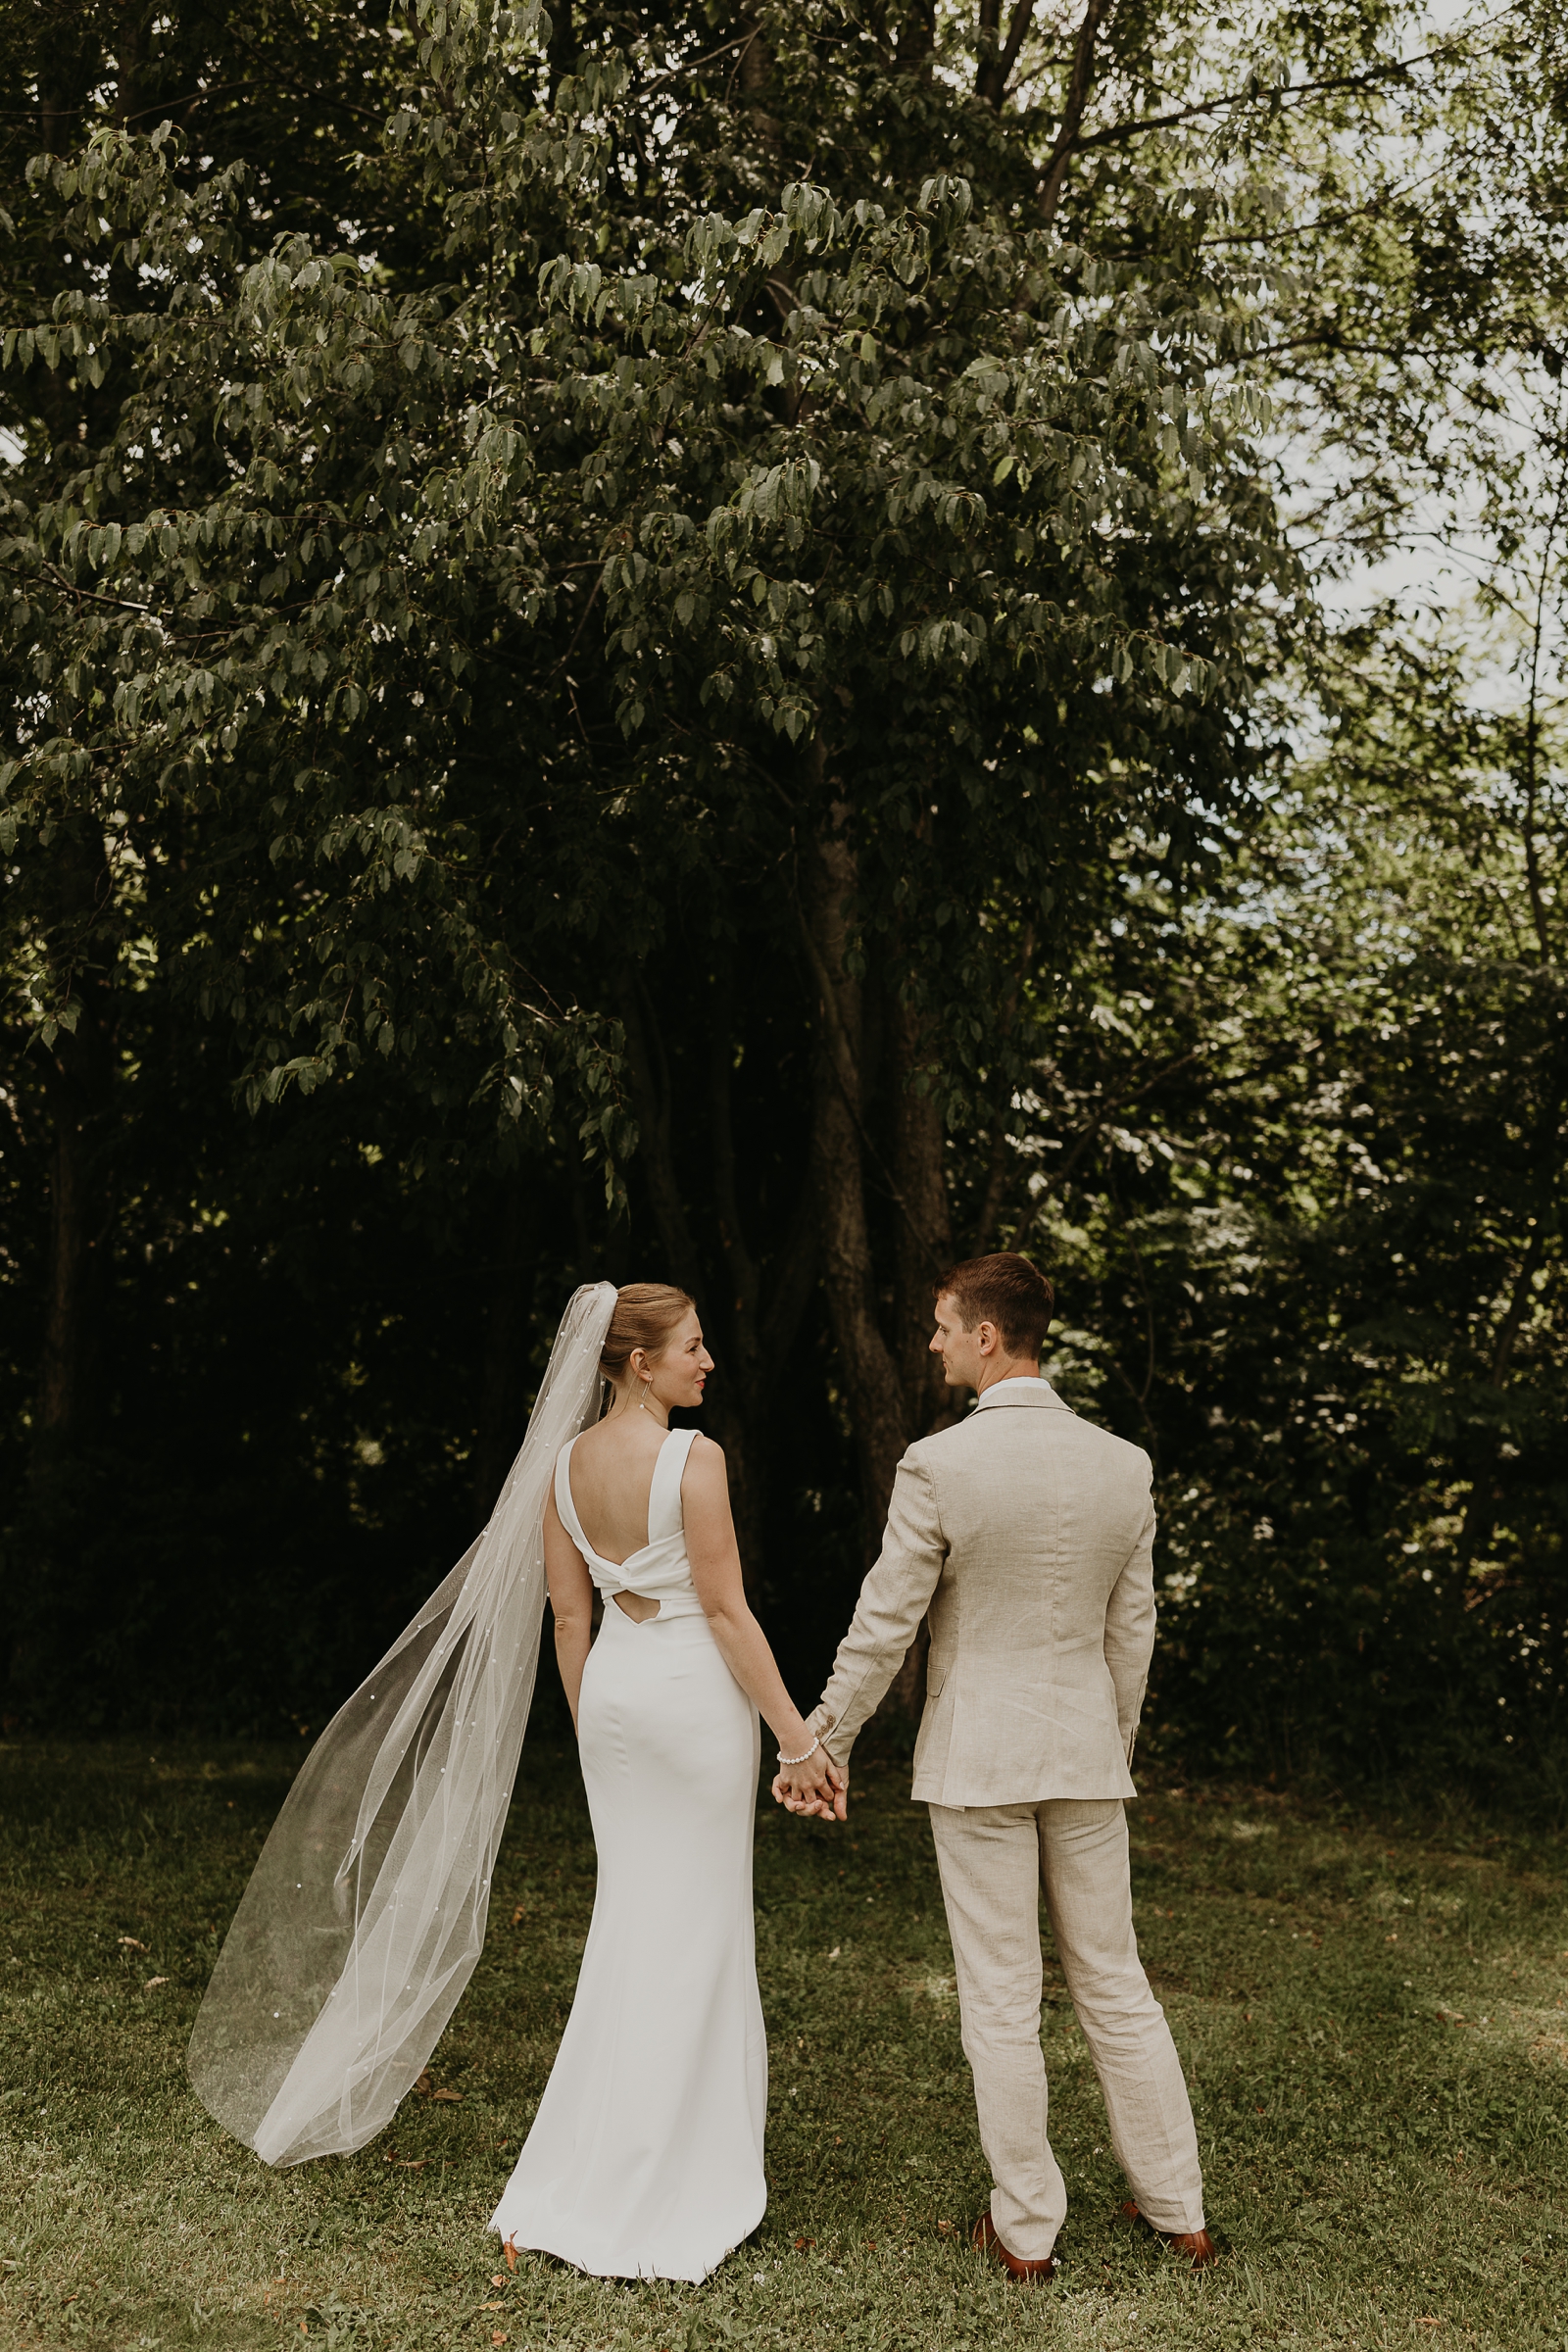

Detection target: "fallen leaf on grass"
[413, 2069, 464, 2102]
[794, 2237, 815, 2251]
[1415, 2323, 1443, 2331]
[491, 2333, 508, 2345]
[511, 1906, 524, 1926]
[118, 1936, 148, 1951]
[145, 1976, 170, 1988]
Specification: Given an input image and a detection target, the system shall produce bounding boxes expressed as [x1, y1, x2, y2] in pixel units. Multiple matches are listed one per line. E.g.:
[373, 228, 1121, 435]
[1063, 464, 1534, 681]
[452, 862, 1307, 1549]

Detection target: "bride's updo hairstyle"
[599, 1282, 696, 1380]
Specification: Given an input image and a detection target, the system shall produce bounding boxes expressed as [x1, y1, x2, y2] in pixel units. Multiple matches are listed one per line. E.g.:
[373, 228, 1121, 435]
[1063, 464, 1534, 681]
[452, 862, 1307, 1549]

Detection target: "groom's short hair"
[934, 1252, 1054, 1357]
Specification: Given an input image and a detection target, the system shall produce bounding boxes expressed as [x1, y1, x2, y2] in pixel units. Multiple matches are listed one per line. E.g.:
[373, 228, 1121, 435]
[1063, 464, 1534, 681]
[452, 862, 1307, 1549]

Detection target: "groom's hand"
[769, 1770, 840, 1820]
[770, 1751, 848, 1822]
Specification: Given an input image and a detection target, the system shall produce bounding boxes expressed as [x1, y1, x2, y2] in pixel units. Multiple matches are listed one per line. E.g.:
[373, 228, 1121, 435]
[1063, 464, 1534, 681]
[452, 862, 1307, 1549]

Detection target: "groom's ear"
[975, 1318, 1000, 1355]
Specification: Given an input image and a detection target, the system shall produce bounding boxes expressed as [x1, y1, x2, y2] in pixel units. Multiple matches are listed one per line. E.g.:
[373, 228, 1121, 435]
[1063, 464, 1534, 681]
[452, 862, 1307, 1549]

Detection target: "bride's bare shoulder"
[564, 1419, 615, 1474]
[683, 1430, 728, 1481]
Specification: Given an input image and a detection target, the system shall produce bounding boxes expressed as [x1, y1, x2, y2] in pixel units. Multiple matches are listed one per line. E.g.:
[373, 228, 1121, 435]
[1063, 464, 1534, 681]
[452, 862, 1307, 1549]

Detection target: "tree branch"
[1002, 1044, 1204, 1249]
[975, 0, 1002, 107]
[995, 0, 1041, 108]
[1038, 0, 1114, 227]
[1056, 26, 1496, 167]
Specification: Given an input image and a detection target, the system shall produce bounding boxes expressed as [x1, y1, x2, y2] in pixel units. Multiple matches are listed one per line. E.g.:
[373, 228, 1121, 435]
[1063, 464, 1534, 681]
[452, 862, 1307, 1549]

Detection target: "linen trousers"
[928, 1796, 1204, 2261]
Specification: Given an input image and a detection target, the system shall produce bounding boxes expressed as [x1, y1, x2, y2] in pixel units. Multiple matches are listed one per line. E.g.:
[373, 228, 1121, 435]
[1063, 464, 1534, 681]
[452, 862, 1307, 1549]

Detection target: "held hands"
[771, 1742, 848, 1822]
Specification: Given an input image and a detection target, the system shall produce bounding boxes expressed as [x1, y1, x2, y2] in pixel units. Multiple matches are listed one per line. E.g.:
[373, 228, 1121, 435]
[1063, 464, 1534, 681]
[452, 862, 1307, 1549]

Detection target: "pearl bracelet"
[777, 1735, 820, 1767]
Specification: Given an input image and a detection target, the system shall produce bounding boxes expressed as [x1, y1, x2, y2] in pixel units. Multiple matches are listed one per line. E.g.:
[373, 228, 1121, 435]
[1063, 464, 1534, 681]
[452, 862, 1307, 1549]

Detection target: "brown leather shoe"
[1120, 2201, 1220, 2268]
[972, 2212, 1056, 2281]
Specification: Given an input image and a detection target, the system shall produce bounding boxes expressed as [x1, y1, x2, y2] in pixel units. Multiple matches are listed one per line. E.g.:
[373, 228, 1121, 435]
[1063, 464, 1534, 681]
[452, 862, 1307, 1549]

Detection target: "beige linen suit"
[808, 1378, 1204, 2259]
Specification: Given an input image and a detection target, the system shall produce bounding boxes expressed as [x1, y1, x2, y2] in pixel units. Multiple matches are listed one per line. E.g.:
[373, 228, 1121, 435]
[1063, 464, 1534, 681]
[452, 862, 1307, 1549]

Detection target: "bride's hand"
[771, 1746, 847, 1821]
[771, 1768, 838, 1819]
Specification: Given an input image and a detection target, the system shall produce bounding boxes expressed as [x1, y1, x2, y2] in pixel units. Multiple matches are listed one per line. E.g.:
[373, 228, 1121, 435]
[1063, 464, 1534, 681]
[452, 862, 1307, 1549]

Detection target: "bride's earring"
[637, 1374, 653, 1413]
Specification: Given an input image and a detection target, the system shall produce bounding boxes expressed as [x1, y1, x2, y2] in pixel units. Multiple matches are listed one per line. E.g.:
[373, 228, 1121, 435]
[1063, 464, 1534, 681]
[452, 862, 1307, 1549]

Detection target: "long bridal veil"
[187, 1280, 618, 2167]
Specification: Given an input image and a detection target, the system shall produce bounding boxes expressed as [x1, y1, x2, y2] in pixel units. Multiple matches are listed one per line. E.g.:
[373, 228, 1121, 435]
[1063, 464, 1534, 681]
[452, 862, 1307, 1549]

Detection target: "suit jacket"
[808, 1379, 1156, 1806]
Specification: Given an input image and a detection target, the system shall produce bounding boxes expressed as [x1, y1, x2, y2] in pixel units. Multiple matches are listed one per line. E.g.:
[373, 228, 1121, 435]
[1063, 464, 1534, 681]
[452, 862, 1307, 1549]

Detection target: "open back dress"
[488, 1425, 767, 2280]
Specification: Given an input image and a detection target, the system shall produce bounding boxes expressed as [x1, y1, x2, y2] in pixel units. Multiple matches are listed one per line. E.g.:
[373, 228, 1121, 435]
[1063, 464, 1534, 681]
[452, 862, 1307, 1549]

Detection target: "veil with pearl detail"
[186, 1282, 618, 2167]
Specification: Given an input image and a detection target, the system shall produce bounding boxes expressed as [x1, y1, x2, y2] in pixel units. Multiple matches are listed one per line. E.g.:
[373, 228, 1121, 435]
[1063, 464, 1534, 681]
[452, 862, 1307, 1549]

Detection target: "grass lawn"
[1, 1735, 1564, 2352]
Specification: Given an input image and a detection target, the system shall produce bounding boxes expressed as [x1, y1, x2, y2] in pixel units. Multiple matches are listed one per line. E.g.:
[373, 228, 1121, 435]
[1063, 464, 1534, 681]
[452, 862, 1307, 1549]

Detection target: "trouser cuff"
[990, 2192, 1059, 2263]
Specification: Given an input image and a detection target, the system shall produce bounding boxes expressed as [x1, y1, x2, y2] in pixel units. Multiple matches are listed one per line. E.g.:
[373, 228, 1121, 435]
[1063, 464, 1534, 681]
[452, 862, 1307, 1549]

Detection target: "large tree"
[2, 0, 1296, 1549]
[0, 4, 1298, 1580]
[6, 0, 1561, 1755]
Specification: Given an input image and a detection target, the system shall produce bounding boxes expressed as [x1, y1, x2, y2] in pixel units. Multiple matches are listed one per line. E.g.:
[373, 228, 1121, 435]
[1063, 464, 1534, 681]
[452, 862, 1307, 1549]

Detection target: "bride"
[187, 1279, 841, 2283]
[492, 1282, 841, 2276]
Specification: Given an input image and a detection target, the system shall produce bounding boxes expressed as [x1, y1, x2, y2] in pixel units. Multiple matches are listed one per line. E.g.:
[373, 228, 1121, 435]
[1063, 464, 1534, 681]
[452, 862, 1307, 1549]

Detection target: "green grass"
[1, 1737, 1565, 2352]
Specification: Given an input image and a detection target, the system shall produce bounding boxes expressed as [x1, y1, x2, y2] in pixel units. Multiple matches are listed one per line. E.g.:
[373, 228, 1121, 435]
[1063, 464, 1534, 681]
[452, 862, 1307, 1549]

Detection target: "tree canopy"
[2, 0, 1562, 1788]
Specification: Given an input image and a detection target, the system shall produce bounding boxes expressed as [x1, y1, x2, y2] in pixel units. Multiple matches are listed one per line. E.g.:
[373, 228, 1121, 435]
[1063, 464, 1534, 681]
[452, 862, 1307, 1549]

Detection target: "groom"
[791, 1252, 1214, 2280]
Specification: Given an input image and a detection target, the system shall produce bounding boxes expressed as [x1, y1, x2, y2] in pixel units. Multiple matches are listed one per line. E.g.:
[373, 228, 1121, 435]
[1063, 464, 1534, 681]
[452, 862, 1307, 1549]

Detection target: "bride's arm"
[544, 1487, 596, 1733]
[683, 1437, 844, 1820]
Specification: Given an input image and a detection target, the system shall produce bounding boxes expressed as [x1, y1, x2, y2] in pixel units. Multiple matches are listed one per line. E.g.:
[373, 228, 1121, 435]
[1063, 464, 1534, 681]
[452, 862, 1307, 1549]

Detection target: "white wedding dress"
[490, 1425, 767, 2281]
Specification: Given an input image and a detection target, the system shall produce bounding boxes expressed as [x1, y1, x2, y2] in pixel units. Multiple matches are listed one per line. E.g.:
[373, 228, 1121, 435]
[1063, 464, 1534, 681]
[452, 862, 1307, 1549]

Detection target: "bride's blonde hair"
[598, 1282, 695, 1378]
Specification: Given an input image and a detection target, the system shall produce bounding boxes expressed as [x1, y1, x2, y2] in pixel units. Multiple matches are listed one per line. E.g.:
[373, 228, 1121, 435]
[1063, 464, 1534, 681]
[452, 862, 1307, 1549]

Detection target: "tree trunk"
[798, 803, 908, 1531]
[882, 992, 957, 1718]
[708, 999, 821, 1584]
[739, 13, 781, 156]
[616, 971, 707, 1297]
[975, 0, 1004, 104]
[889, 988, 956, 1434]
[617, 971, 769, 1585]
[708, 995, 818, 1389]
[114, 2, 149, 127]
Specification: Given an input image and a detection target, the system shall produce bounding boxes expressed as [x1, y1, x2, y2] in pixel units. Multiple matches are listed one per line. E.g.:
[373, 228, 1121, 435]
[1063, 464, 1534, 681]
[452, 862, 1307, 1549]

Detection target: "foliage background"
[1, 0, 1562, 1801]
